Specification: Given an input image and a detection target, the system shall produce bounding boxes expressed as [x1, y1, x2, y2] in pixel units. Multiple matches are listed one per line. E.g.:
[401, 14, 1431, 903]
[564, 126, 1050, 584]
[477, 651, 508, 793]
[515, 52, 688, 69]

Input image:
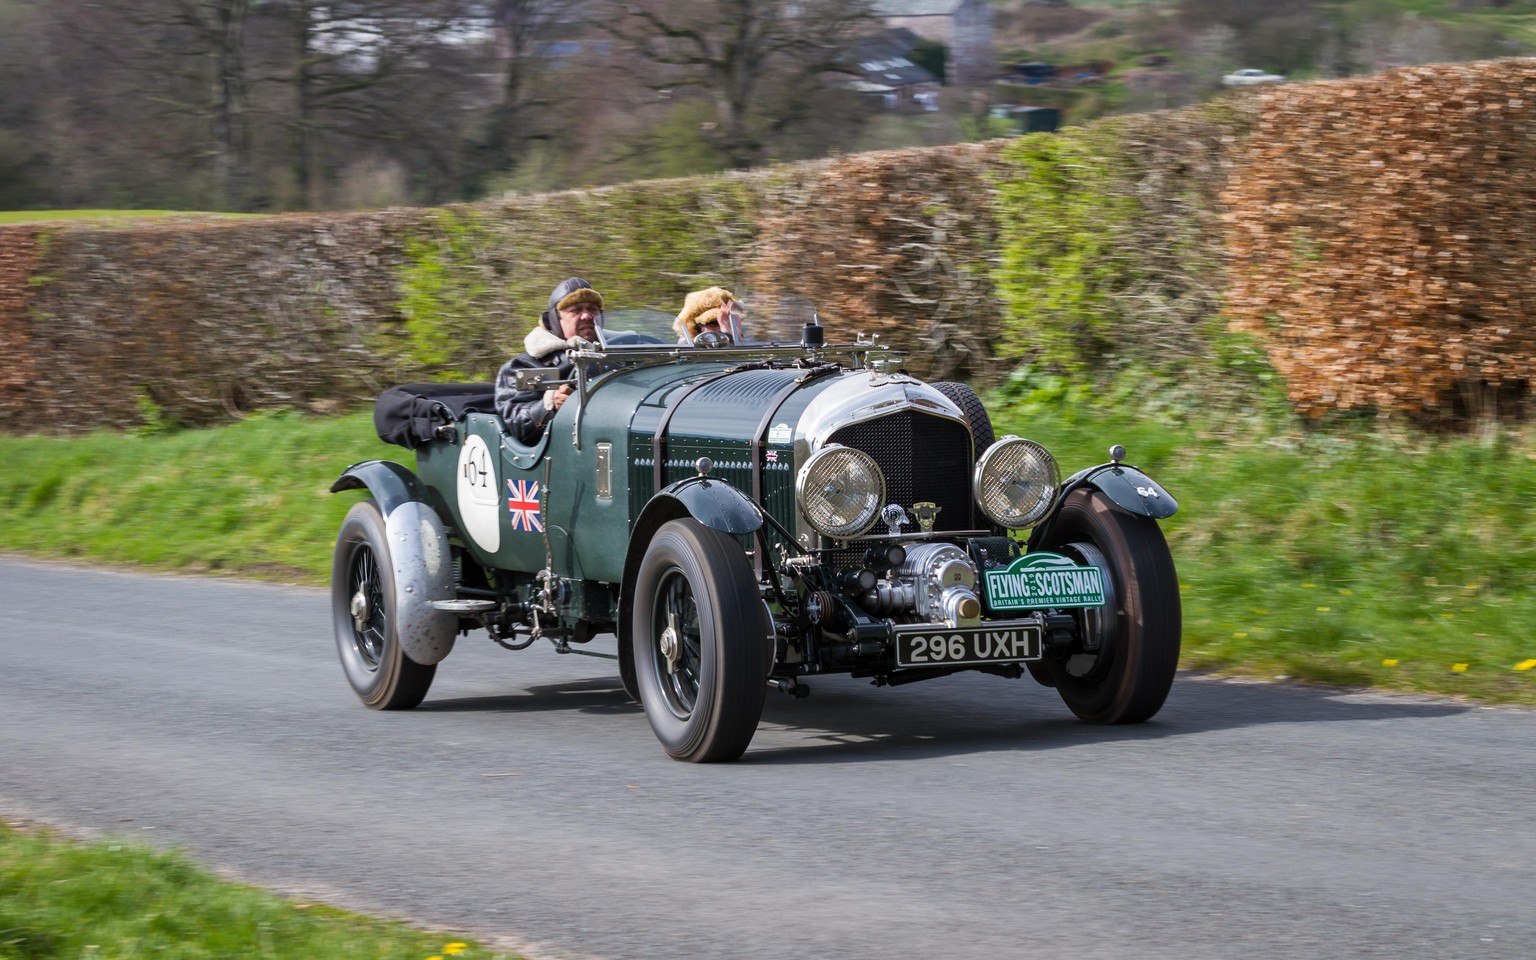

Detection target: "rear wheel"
[632, 519, 769, 762]
[331, 499, 436, 710]
[1038, 489, 1180, 724]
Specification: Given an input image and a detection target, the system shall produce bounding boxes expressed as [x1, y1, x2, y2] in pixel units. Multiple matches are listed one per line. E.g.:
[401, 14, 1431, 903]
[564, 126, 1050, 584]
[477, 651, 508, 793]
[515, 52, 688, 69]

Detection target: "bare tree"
[595, 0, 877, 169]
[251, 0, 470, 206]
[27, 0, 257, 208]
[463, 0, 581, 184]
[168, 0, 252, 208]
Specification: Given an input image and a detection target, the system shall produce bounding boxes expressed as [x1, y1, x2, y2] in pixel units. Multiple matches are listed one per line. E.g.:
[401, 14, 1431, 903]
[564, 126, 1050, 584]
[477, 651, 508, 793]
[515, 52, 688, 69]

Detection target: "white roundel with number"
[456, 433, 500, 553]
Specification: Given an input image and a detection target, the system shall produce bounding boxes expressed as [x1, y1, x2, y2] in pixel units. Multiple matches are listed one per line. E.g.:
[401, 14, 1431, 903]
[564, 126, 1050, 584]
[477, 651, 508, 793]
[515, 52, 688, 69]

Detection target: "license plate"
[895, 625, 1041, 668]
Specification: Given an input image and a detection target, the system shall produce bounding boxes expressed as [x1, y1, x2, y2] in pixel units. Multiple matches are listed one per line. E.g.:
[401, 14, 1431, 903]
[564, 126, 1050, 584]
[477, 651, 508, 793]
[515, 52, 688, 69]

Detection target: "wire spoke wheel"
[632, 518, 769, 762]
[349, 546, 388, 670]
[652, 571, 705, 718]
[330, 499, 436, 710]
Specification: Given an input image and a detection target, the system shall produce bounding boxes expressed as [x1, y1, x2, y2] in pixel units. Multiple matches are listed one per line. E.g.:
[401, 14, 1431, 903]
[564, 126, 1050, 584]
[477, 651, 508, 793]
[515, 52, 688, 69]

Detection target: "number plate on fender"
[895, 625, 1042, 668]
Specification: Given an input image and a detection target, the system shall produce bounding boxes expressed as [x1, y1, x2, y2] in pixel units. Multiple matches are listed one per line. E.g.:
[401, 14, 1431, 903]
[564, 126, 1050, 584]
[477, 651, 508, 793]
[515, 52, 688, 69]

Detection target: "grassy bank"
[1, 399, 1533, 705]
[0, 819, 506, 959]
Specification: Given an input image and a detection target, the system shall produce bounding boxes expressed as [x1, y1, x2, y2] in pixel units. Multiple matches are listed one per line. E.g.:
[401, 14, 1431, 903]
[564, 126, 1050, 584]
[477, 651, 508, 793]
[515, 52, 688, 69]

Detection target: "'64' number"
[462, 448, 491, 488]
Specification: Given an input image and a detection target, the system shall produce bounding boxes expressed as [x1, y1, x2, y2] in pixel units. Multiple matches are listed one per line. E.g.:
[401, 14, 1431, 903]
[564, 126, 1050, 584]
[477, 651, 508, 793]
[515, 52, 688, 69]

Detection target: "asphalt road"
[3, 556, 1534, 960]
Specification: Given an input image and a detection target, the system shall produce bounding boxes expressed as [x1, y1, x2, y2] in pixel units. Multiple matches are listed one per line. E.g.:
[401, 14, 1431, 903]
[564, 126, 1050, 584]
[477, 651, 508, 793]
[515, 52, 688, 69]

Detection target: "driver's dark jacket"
[494, 326, 576, 444]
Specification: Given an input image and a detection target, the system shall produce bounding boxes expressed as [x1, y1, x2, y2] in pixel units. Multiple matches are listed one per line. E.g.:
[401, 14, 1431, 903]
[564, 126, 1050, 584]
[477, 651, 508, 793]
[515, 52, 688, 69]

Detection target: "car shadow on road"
[736, 670, 1477, 765]
[419, 669, 1478, 764]
[417, 678, 640, 716]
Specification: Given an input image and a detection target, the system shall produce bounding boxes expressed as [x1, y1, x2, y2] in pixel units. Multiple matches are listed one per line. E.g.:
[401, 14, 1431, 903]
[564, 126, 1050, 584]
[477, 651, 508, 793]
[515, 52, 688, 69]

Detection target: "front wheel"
[331, 499, 436, 710]
[1038, 489, 1180, 724]
[632, 518, 769, 762]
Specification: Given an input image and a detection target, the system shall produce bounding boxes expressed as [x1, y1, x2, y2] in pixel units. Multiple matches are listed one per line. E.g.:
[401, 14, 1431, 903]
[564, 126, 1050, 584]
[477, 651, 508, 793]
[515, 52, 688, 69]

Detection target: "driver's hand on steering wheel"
[550, 384, 574, 410]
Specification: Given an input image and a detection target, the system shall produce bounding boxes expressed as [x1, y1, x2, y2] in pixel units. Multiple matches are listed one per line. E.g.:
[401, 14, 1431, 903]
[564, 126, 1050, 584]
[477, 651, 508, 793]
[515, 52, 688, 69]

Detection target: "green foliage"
[131, 389, 180, 437]
[0, 411, 400, 581]
[394, 208, 504, 381]
[993, 385, 1536, 705]
[389, 178, 760, 384]
[571, 179, 758, 309]
[3, 394, 1534, 704]
[0, 821, 506, 959]
[993, 129, 1137, 372]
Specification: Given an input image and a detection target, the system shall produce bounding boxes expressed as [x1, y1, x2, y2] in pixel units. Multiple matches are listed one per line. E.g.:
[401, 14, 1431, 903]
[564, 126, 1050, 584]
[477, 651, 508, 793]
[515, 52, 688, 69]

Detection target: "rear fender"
[332, 460, 455, 665]
[330, 460, 434, 519]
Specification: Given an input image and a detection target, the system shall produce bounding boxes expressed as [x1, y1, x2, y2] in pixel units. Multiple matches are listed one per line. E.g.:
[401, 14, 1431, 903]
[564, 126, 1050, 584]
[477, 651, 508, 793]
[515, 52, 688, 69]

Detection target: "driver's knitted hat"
[673, 286, 736, 340]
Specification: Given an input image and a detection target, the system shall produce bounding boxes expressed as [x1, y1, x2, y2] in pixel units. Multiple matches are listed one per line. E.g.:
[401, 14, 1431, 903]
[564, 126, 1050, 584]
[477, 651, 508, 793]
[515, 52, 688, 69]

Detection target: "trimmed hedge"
[1224, 60, 1536, 417]
[2, 59, 1534, 434]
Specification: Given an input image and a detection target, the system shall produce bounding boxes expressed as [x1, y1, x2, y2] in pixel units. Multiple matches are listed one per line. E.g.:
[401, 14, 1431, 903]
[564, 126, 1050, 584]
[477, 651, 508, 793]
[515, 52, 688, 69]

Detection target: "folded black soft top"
[374, 382, 496, 448]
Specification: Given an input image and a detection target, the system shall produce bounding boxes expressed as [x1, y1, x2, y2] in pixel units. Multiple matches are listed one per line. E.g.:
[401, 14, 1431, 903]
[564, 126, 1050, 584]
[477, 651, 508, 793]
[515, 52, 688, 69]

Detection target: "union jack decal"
[506, 479, 544, 533]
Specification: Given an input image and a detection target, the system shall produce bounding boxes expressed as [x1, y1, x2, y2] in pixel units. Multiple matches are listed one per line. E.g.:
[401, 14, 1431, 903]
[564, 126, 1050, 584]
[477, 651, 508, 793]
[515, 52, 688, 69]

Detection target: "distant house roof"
[847, 31, 939, 88]
[857, 56, 937, 87]
[872, 0, 967, 15]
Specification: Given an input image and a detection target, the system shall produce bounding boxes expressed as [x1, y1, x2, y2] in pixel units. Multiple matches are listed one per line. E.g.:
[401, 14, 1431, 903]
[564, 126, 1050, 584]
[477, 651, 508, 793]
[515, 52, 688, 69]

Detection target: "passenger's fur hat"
[673, 286, 736, 340]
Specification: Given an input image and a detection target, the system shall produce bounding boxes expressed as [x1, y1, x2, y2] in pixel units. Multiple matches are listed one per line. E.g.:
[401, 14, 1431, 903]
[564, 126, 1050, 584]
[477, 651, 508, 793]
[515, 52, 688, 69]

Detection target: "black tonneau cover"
[374, 382, 495, 448]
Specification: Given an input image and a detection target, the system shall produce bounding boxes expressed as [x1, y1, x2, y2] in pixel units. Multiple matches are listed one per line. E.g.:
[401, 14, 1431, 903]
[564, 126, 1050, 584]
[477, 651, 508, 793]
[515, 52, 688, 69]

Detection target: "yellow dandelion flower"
[1301, 582, 1315, 588]
[1253, 608, 1269, 615]
[445, 945, 468, 957]
[1233, 632, 1248, 638]
[1452, 663, 1469, 673]
[1382, 659, 1399, 667]
[1316, 606, 1331, 612]
[1338, 589, 1353, 596]
[1440, 613, 1454, 619]
[1515, 659, 1536, 672]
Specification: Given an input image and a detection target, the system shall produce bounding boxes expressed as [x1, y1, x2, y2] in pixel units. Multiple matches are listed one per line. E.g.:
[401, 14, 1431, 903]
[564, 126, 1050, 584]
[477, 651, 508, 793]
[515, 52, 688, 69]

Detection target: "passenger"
[494, 277, 605, 444]
[673, 286, 739, 345]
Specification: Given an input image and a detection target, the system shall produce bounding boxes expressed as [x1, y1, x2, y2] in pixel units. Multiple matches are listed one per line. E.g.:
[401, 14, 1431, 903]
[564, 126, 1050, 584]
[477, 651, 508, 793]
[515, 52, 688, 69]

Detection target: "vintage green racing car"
[329, 311, 1181, 762]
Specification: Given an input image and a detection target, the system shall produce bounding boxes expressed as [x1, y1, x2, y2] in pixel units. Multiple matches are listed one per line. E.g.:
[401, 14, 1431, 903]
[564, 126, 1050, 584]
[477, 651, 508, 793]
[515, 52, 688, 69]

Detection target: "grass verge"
[1, 399, 1533, 705]
[0, 819, 508, 959]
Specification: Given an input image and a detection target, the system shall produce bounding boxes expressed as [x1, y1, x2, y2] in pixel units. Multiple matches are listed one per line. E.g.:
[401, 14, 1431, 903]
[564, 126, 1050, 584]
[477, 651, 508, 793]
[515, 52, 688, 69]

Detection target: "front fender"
[1028, 463, 1177, 551]
[617, 477, 764, 671]
[659, 476, 764, 536]
[1072, 463, 1178, 519]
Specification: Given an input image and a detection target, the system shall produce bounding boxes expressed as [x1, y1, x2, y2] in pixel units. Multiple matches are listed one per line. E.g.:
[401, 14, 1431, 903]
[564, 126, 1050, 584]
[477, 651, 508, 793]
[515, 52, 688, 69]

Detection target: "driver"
[673, 286, 739, 345]
[494, 277, 605, 443]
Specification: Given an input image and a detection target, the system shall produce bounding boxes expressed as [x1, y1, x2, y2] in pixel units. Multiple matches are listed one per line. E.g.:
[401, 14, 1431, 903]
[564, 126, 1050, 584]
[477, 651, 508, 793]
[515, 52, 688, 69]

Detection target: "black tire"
[1038, 489, 1180, 724]
[618, 640, 640, 703]
[331, 499, 436, 710]
[932, 381, 995, 454]
[631, 518, 769, 762]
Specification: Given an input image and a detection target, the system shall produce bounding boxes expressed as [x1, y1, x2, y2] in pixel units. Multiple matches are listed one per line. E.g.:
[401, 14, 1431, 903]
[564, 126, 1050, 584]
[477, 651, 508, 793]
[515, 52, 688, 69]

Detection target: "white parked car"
[1223, 68, 1286, 87]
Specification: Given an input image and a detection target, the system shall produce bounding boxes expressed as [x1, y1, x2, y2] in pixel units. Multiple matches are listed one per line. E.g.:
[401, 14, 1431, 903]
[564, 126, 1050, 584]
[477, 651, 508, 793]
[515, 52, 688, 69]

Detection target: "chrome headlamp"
[796, 445, 885, 539]
[973, 436, 1059, 529]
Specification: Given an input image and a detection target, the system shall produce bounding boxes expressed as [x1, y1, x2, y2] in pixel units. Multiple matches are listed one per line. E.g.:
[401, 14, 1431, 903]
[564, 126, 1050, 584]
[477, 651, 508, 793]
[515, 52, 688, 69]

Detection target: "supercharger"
[859, 543, 985, 627]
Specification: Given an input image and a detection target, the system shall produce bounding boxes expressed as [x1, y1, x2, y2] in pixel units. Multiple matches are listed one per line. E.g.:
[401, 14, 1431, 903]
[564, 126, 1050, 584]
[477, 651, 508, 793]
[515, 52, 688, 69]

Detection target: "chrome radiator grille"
[826, 411, 974, 534]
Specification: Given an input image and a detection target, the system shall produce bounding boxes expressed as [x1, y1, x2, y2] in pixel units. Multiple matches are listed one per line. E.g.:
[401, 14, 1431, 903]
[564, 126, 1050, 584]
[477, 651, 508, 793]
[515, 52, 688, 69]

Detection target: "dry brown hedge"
[1224, 59, 1536, 417]
[0, 227, 38, 418]
[747, 142, 1009, 381]
[6, 213, 421, 431]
